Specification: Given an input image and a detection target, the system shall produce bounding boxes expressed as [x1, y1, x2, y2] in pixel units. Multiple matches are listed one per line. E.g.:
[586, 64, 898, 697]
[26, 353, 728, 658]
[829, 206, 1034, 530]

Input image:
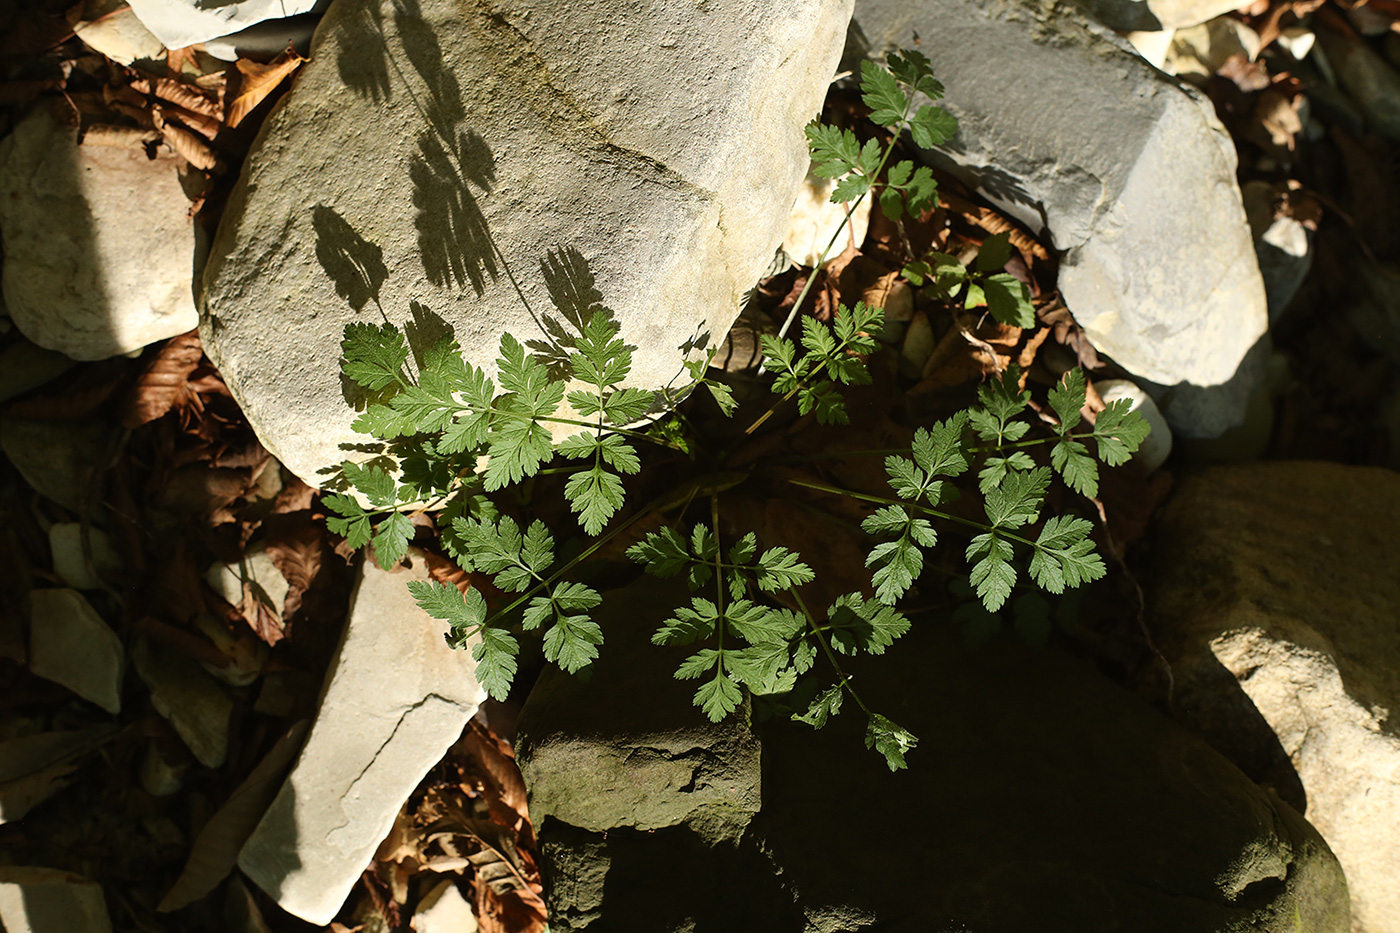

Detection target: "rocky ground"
[0, 0, 1397, 929]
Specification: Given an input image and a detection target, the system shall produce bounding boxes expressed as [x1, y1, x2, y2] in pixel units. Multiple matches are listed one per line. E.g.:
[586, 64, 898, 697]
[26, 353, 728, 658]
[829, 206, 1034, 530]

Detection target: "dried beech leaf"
[162, 104, 220, 139]
[82, 123, 160, 148]
[157, 721, 309, 912]
[262, 513, 325, 620]
[159, 118, 217, 169]
[123, 330, 204, 429]
[147, 76, 221, 118]
[227, 47, 306, 128]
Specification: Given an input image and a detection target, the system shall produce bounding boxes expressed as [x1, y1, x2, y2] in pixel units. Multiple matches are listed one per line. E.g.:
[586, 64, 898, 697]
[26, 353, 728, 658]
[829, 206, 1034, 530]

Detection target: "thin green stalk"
[792, 589, 871, 717]
[783, 475, 1037, 548]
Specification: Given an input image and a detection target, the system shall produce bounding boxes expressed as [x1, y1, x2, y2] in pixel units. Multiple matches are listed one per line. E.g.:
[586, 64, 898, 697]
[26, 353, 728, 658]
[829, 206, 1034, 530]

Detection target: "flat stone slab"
[238, 549, 488, 925]
[200, 0, 851, 487]
[1148, 461, 1400, 933]
[849, 0, 1267, 431]
[0, 107, 197, 361]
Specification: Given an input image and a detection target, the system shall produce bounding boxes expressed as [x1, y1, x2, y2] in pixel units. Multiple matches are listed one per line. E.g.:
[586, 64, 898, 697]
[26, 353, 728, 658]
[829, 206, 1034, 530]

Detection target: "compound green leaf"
[371, 512, 412, 569]
[805, 123, 862, 178]
[472, 626, 520, 700]
[628, 527, 691, 578]
[754, 547, 814, 593]
[861, 59, 908, 126]
[1052, 438, 1098, 497]
[831, 172, 872, 204]
[323, 494, 373, 549]
[967, 533, 1016, 612]
[983, 466, 1050, 530]
[543, 613, 603, 673]
[1029, 516, 1105, 594]
[866, 713, 917, 771]
[793, 684, 844, 728]
[974, 232, 1013, 273]
[565, 464, 625, 535]
[341, 321, 410, 391]
[909, 104, 957, 149]
[1093, 399, 1151, 466]
[695, 671, 743, 722]
[1048, 369, 1086, 433]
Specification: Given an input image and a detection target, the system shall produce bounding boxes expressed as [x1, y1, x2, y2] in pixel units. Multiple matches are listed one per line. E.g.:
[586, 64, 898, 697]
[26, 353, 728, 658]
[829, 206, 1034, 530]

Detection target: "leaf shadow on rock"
[527, 248, 623, 381]
[334, 0, 500, 298]
[312, 203, 389, 314]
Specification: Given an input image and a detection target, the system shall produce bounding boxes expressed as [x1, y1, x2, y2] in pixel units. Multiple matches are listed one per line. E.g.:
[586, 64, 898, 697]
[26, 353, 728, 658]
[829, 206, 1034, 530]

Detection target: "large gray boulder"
[1147, 462, 1400, 933]
[520, 580, 1350, 932]
[849, 0, 1268, 437]
[200, 0, 851, 488]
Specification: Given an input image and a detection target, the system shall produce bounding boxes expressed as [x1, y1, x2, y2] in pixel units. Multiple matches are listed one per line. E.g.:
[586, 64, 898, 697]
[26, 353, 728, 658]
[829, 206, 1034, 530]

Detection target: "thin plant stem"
[792, 589, 871, 717]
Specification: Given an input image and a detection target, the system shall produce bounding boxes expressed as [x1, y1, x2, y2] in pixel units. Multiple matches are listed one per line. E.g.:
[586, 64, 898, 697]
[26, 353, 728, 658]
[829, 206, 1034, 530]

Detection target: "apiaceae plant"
[323, 50, 1149, 771]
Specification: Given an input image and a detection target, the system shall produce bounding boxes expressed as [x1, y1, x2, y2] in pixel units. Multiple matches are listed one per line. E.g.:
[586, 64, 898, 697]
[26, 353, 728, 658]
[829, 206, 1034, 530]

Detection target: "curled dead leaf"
[130, 74, 222, 119]
[227, 46, 306, 129]
[157, 116, 217, 170]
[122, 330, 204, 429]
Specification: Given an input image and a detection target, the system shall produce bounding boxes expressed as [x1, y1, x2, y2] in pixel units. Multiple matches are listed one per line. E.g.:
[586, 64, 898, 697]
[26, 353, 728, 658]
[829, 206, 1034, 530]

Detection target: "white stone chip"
[238, 549, 488, 924]
[781, 171, 873, 268]
[125, 0, 322, 50]
[412, 880, 478, 933]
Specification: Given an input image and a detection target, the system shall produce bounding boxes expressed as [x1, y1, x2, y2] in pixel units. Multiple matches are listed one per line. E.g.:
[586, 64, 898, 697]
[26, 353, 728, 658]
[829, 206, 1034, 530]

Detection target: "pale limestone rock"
[238, 549, 487, 924]
[412, 880, 478, 933]
[200, 0, 852, 487]
[0, 418, 110, 514]
[74, 5, 165, 65]
[1166, 17, 1262, 83]
[206, 543, 289, 619]
[0, 108, 196, 361]
[1069, 0, 1251, 31]
[125, 0, 320, 49]
[850, 0, 1268, 432]
[27, 589, 124, 714]
[0, 867, 112, 933]
[48, 523, 123, 591]
[1149, 462, 1400, 933]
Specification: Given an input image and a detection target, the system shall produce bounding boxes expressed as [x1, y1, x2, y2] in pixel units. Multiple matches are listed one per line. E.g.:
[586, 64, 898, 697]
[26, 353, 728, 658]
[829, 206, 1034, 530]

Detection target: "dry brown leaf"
[158, 117, 217, 169]
[262, 512, 325, 620]
[160, 103, 220, 139]
[130, 74, 222, 118]
[122, 330, 204, 429]
[227, 46, 306, 128]
[81, 123, 160, 149]
[240, 578, 286, 646]
[157, 721, 309, 912]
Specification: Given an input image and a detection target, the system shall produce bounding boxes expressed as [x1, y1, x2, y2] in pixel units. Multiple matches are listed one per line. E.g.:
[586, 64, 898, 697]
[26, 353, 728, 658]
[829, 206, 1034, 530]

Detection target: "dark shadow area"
[312, 203, 388, 313]
[334, 1, 391, 101]
[332, 0, 499, 297]
[1165, 651, 1308, 814]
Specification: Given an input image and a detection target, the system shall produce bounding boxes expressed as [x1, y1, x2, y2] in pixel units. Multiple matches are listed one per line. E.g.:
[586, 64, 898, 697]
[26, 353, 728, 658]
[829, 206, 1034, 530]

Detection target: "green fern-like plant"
[320, 51, 1151, 771]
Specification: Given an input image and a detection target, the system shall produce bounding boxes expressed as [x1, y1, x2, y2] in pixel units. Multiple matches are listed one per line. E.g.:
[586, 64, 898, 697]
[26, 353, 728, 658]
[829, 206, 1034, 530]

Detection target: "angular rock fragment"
[1148, 461, 1400, 933]
[27, 589, 124, 714]
[200, 0, 851, 486]
[850, 0, 1268, 435]
[0, 108, 196, 361]
[0, 866, 113, 933]
[238, 549, 487, 924]
[131, 638, 233, 767]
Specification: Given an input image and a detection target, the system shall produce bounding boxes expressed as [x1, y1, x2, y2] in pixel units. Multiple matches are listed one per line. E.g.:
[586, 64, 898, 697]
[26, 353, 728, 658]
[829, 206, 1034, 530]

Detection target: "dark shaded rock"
[518, 577, 1350, 932]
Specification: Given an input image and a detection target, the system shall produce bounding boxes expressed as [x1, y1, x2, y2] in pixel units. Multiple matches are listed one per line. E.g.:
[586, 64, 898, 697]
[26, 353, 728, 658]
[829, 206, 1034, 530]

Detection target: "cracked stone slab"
[199, 0, 851, 488]
[1148, 461, 1400, 933]
[238, 549, 487, 925]
[849, 0, 1267, 433]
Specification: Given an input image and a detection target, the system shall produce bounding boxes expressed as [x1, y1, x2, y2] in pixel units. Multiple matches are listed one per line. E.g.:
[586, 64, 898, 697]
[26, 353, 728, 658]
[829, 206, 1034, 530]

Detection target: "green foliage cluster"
[323, 51, 1150, 771]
